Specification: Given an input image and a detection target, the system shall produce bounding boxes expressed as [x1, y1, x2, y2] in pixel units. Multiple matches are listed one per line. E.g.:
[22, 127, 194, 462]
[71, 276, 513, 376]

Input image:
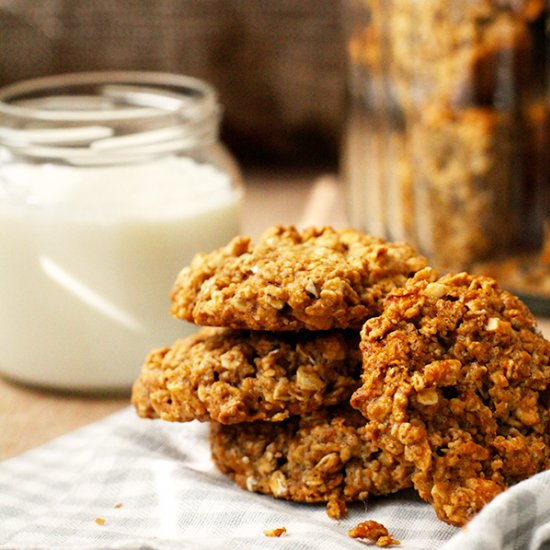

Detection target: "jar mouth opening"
[0, 71, 218, 122]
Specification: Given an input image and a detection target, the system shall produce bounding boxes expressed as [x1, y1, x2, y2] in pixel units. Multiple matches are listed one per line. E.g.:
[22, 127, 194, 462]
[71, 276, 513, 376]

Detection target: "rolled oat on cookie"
[170, 225, 427, 331]
[210, 404, 413, 519]
[132, 328, 361, 424]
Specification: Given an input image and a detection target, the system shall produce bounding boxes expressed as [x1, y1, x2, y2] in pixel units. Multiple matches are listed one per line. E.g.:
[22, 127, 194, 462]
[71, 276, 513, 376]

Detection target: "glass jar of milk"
[0, 71, 243, 392]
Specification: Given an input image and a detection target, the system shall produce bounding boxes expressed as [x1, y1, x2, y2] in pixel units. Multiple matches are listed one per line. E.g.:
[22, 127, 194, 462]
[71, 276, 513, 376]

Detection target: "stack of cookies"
[132, 225, 427, 518]
[132, 225, 550, 527]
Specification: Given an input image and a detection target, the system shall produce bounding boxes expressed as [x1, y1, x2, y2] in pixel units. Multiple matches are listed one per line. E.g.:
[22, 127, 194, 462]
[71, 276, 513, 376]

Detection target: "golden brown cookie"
[210, 405, 413, 518]
[351, 267, 550, 526]
[170, 225, 427, 331]
[132, 328, 362, 424]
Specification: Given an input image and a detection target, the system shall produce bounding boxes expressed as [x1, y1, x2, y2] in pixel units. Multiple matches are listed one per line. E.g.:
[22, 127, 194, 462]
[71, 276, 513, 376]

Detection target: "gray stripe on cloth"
[503, 491, 537, 549]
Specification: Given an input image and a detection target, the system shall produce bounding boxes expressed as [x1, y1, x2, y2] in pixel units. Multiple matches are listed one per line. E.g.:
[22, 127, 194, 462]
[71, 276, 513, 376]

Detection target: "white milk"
[0, 156, 241, 391]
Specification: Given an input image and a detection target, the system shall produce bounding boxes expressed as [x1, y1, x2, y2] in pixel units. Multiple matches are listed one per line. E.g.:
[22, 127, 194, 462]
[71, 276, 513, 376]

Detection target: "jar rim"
[0, 71, 219, 122]
[0, 71, 222, 164]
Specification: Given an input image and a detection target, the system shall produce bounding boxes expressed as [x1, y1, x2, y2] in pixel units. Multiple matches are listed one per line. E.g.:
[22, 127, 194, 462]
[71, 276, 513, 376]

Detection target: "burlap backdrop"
[0, 0, 345, 165]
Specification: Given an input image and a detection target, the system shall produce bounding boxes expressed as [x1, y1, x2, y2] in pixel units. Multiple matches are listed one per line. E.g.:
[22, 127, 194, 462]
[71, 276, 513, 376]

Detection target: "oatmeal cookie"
[170, 225, 427, 331]
[132, 328, 362, 424]
[210, 405, 413, 518]
[351, 267, 550, 526]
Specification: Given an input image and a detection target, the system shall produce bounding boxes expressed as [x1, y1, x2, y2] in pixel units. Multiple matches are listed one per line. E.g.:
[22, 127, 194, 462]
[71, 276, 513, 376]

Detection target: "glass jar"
[342, 0, 550, 313]
[0, 71, 243, 392]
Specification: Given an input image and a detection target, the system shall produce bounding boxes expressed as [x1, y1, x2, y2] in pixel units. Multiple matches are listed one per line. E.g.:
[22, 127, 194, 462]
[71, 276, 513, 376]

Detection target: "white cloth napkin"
[0, 407, 548, 550]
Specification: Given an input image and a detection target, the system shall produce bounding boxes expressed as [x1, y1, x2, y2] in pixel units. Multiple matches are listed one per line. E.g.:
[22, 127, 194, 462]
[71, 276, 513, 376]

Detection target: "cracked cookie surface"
[132, 328, 362, 424]
[351, 267, 550, 526]
[210, 405, 413, 518]
[170, 225, 427, 331]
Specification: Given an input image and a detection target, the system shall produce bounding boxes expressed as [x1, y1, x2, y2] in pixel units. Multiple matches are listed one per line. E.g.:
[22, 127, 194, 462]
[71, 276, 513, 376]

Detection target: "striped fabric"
[0, 408, 548, 549]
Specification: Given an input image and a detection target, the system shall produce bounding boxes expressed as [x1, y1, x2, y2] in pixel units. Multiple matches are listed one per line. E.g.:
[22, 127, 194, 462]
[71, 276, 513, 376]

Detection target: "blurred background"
[0, 0, 345, 169]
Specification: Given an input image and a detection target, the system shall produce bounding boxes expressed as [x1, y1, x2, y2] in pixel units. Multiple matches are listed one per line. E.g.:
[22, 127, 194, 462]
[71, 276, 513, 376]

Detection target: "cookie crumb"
[95, 518, 106, 526]
[348, 520, 399, 547]
[114, 503, 123, 509]
[264, 527, 287, 537]
[375, 535, 400, 547]
[326, 495, 347, 519]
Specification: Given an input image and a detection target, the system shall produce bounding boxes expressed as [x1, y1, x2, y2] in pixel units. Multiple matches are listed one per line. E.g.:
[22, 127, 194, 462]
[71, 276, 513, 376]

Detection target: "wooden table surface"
[1, 169, 549, 462]
[0, 169, 340, 461]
